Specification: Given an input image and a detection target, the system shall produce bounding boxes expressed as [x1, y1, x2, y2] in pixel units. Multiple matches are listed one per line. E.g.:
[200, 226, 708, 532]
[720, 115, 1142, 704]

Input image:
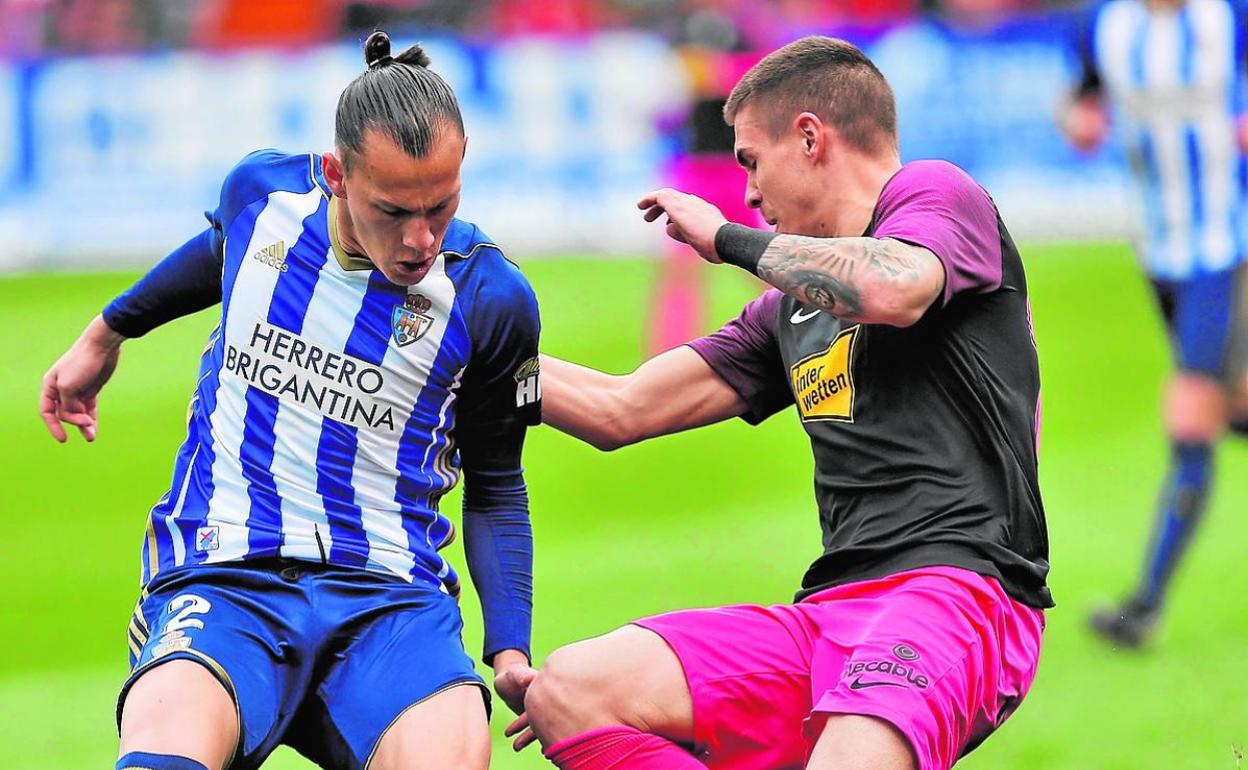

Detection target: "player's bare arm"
[540, 346, 747, 450]
[752, 234, 942, 326]
[40, 314, 125, 442]
[639, 187, 944, 327]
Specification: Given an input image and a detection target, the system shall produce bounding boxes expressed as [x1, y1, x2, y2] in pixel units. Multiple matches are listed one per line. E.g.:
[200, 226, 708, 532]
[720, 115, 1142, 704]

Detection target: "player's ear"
[795, 112, 823, 161]
[323, 151, 348, 198]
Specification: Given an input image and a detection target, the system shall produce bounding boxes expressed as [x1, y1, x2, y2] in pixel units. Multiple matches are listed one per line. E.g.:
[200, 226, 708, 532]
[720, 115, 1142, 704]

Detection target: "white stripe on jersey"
[269, 241, 353, 563]
[350, 255, 460, 579]
[205, 187, 325, 564]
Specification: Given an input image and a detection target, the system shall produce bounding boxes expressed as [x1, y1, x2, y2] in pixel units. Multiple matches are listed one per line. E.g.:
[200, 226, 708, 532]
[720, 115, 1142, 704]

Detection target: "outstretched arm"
[638, 188, 944, 327]
[540, 345, 749, 451]
[749, 233, 942, 326]
[39, 227, 223, 443]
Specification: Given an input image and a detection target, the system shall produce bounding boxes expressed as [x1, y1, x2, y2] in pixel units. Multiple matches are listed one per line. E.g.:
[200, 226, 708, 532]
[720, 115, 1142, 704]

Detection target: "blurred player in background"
[38, 32, 539, 770]
[513, 36, 1050, 770]
[1062, 0, 1248, 648]
[649, 7, 765, 354]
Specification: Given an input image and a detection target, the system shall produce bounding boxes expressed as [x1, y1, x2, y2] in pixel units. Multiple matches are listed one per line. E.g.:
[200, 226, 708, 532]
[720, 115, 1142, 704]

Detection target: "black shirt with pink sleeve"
[689, 160, 1051, 608]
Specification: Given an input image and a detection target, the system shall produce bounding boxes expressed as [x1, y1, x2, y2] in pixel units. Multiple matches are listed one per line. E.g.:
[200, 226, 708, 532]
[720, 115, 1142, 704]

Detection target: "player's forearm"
[539, 355, 640, 451]
[462, 467, 533, 665]
[82, 314, 128, 352]
[719, 226, 940, 326]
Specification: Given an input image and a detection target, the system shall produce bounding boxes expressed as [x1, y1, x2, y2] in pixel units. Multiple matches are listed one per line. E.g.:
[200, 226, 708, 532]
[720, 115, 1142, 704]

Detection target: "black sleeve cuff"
[715, 223, 776, 275]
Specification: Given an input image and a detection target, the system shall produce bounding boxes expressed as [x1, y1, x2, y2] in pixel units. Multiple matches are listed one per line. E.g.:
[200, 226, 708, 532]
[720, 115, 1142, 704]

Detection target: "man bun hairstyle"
[724, 36, 898, 155]
[336, 30, 464, 168]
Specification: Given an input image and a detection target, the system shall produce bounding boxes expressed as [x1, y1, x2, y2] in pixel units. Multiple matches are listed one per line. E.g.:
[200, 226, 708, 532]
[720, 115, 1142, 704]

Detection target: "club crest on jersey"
[393, 294, 434, 347]
[790, 325, 860, 423]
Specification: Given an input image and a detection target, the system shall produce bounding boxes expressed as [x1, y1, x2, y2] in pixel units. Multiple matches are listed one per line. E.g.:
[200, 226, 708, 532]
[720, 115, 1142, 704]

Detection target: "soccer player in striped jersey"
[38, 32, 539, 770]
[1062, 0, 1248, 648]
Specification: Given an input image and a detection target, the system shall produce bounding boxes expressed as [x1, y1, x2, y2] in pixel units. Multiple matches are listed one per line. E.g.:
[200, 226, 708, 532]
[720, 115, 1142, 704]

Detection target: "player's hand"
[39, 314, 125, 443]
[493, 650, 540, 752]
[1061, 96, 1109, 153]
[504, 711, 539, 752]
[493, 659, 537, 715]
[638, 188, 729, 264]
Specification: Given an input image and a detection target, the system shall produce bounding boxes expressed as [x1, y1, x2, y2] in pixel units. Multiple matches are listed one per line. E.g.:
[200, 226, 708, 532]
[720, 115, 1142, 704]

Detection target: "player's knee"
[525, 643, 613, 743]
[1165, 373, 1227, 442]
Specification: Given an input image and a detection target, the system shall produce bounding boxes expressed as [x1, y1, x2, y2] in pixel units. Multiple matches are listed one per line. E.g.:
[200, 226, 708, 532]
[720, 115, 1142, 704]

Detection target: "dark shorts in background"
[120, 561, 486, 770]
[1151, 262, 1248, 383]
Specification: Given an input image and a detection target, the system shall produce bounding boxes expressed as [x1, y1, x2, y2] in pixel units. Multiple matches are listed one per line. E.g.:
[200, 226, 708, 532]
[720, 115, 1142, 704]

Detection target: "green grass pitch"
[0, 244, 1244, 769]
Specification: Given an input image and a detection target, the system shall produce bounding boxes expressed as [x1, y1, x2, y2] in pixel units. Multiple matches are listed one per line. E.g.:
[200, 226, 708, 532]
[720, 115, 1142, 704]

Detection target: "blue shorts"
[1151, 263, 1248, 383]
[119, 560, 487, 770]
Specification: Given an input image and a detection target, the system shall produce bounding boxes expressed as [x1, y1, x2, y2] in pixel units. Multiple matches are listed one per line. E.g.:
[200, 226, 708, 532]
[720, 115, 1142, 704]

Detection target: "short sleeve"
[456, 258, 541, 471]
[872, 161, 1003, 308]
[686, 289, 792, 425]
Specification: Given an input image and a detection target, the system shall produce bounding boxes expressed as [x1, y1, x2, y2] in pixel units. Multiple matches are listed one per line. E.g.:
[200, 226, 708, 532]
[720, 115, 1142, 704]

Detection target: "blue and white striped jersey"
[1082, 0, 1248, 280]
[138, 150, 542, 593]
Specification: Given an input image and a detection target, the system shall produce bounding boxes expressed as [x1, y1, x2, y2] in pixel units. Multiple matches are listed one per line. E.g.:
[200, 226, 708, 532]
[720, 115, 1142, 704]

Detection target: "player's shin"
[1134, 442, 1213, 611]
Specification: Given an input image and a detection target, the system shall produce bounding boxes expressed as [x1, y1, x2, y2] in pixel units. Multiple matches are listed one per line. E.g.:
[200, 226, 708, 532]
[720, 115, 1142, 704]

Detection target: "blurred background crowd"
[2, 0, 1077, 55]
[0, 0, 1117, 273]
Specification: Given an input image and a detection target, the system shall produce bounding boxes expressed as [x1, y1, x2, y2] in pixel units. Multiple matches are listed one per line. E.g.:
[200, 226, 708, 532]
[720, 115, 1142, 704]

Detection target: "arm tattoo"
[756, 235, 925, 319]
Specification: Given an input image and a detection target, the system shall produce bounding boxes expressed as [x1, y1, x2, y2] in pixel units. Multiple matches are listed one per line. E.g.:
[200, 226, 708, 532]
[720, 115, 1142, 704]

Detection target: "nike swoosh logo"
[848, 677, 906, 690]
[790, 307, 821, 324]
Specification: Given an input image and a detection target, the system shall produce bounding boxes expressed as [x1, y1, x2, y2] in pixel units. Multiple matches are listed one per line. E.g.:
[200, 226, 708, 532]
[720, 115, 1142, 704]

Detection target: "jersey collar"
[328, 196, 374, 271]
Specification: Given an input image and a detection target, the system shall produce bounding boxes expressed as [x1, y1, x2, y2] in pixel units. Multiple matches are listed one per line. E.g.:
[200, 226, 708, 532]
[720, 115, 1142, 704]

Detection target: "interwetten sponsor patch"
[789, 325, 859, 422]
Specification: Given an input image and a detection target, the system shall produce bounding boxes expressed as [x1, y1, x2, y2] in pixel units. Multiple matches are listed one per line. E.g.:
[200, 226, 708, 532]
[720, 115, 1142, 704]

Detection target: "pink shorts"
[634, 566, 1045, 770]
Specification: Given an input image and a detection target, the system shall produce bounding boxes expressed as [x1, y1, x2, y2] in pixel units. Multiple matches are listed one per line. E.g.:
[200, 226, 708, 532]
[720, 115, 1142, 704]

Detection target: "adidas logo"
[253, 241, 289, 273]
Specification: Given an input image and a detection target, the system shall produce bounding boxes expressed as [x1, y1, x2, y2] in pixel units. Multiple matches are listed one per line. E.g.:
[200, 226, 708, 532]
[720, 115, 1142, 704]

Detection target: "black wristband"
[714, 223, 776, 275]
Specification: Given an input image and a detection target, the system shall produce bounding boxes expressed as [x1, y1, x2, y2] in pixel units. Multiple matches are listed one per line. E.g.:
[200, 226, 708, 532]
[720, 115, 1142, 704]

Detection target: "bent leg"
[525, 625, 695, 747]
[368, 683, 490, 770]
[528, 603, 819, 770]
[525, 626, 704, 770]
[806, 715, 915, 770]
[119, 660, 238, 770]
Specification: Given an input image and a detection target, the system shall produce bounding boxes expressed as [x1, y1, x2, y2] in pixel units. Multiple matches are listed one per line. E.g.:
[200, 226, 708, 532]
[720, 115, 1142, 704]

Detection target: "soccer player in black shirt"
[509, 36, 1051, 770]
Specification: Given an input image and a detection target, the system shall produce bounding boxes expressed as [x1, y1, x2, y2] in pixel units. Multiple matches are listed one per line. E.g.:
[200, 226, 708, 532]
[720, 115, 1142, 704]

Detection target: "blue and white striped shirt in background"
[1082, 0, 1248, 280]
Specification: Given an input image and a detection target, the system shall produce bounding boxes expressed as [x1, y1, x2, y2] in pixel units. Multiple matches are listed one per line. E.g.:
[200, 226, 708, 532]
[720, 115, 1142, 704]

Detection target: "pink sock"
[544, 726, 705, 770]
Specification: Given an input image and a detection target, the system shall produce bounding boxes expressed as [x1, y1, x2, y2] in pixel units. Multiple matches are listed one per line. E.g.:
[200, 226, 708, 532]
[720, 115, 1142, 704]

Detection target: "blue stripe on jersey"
[1177, 5, 1196, 85]
[1185, 128, 1205, 268]
[319, 270, 408, 568]
[239, 390, 283, 555]
[317, 422, 367, 568]
[1129, 11, 1148, 86]
[239, 198, 331, 559]
[393, 321, 467, 586]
